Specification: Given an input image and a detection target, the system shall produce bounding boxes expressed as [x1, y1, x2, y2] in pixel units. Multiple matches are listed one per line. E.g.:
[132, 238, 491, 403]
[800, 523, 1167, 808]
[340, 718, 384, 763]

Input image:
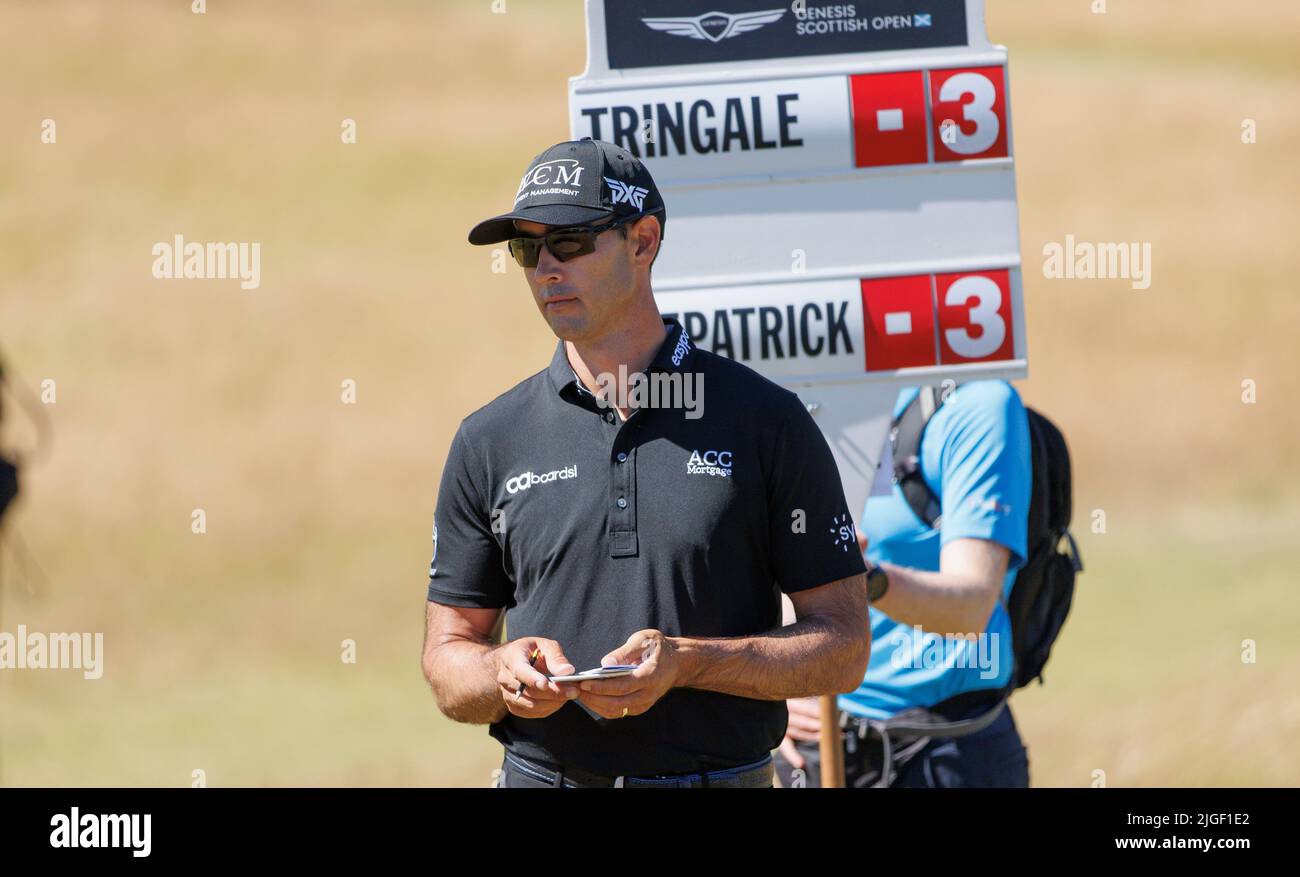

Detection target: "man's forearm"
[424, 639, 508, 725]
[871, 563, 998, 636]
[672, 614, 869, 700]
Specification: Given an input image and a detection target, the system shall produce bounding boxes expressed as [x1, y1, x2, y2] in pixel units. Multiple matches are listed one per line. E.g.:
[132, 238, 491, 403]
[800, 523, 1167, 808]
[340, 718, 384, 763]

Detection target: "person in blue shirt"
[774, 380, 1033, 787]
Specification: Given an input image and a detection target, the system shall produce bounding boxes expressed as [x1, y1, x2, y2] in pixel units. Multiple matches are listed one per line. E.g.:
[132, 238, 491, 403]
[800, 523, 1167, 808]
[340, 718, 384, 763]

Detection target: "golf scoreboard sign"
[569, 0, 1027, 515]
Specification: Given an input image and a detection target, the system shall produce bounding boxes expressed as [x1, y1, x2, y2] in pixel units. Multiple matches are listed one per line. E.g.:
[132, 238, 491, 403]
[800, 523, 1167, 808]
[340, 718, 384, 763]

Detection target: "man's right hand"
[493, 637, 580, 719]
[777, 696, 823, 769]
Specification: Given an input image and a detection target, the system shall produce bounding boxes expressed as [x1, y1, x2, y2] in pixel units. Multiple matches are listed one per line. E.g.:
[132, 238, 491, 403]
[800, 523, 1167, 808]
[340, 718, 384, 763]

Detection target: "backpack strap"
[877, 695, 1008, 739]
[890, 385, 945, 529]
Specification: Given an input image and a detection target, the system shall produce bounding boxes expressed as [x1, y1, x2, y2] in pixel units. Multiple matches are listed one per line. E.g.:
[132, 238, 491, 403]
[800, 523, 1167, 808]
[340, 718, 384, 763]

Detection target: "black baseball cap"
[467, 138, 666, 245]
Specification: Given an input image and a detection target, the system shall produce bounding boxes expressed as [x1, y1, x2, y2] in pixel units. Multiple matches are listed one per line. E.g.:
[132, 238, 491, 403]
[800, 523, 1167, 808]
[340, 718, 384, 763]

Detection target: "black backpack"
[890, 385, 1082, 690]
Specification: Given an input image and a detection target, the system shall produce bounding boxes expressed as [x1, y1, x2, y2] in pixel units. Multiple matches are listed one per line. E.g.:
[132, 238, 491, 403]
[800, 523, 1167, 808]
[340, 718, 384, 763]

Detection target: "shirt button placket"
[613, 444, 631, 515]
[608, 424, 637, 557]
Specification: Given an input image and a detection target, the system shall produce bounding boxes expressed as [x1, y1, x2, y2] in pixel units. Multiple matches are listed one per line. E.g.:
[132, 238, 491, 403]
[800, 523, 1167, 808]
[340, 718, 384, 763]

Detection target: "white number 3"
[939, 72, 999, 156]
[944, 275, 1005, 358]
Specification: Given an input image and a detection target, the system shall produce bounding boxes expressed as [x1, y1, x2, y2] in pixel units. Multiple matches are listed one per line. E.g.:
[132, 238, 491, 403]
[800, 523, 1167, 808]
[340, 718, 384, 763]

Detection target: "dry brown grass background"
[0, 0, 1297, 786]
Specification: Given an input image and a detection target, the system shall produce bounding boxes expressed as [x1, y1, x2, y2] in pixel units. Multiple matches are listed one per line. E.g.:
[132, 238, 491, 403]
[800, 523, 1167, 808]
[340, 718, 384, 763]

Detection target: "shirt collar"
[546, 316, 695, 400]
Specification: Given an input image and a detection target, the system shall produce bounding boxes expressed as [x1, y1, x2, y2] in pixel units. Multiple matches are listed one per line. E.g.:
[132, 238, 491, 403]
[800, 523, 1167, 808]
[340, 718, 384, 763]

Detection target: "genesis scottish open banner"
[604, 0, 969, 69]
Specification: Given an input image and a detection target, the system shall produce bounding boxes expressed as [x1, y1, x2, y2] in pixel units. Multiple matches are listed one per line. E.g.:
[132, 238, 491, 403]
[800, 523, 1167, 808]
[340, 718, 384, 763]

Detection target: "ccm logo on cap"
[518, 160, 584, 196]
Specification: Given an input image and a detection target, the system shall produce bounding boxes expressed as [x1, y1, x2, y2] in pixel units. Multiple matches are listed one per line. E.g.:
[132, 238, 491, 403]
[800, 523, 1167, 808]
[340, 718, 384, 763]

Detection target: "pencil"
[515, 648, 540, 699]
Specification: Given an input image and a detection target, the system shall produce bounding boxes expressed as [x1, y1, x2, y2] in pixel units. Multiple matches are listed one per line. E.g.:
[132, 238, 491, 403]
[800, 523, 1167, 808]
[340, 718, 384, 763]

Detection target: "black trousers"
[497, 752, 775, 788]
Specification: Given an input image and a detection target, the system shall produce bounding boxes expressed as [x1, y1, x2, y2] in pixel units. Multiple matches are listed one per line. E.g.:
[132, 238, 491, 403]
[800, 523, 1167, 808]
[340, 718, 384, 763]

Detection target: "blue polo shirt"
[839, 381, 1031, 720]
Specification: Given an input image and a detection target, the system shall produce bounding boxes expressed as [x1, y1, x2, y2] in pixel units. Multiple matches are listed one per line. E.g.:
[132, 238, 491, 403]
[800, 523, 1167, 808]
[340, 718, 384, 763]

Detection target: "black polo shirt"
[427, 316, 866, 776]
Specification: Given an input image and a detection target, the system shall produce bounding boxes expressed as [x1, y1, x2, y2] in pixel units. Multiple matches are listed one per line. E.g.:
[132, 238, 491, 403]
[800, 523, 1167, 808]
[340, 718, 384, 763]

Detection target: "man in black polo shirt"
[421, 138, 869, 788]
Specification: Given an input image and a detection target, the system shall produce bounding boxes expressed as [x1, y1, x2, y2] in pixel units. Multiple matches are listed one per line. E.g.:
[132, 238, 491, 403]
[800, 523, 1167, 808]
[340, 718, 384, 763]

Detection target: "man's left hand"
[576, 629, 683, 719]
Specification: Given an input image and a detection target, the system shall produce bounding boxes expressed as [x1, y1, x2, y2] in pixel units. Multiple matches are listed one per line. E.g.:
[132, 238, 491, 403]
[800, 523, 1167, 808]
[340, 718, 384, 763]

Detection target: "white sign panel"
[570, 0, 1027, 517]
[572, 76, 851, 178]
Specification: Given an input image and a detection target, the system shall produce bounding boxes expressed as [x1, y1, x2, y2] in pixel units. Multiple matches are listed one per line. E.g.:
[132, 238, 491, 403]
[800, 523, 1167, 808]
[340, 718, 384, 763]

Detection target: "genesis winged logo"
[642, 8, 787, 43]
[605, 177, 650, 209]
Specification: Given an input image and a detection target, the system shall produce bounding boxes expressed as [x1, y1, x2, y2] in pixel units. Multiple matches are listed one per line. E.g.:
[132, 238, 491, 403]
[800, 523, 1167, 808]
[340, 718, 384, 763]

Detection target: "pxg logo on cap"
[467, 138, 666, 245]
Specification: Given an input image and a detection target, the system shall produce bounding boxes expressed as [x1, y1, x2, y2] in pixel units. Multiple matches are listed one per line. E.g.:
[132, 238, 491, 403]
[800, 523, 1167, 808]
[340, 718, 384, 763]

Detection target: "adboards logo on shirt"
[506, 464, 578, 495]
[687, 449, 732, 477]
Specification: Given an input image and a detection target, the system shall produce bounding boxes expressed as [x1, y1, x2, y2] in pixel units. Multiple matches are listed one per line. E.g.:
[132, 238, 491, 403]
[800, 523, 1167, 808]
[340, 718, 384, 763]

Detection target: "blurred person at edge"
[775, 381, 1033, 788]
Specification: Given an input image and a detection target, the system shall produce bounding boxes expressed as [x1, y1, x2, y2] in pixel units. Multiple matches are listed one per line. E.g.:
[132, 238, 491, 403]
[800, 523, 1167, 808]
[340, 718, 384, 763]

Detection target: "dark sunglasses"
[507, 213, 649, 269]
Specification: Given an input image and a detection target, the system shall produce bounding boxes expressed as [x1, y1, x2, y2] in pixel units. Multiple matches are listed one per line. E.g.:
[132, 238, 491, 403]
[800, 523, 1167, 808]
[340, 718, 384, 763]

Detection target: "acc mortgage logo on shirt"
[605, 0, 967, 69]
[687, 449, 732, 477]
[505, 465, 578, 495]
